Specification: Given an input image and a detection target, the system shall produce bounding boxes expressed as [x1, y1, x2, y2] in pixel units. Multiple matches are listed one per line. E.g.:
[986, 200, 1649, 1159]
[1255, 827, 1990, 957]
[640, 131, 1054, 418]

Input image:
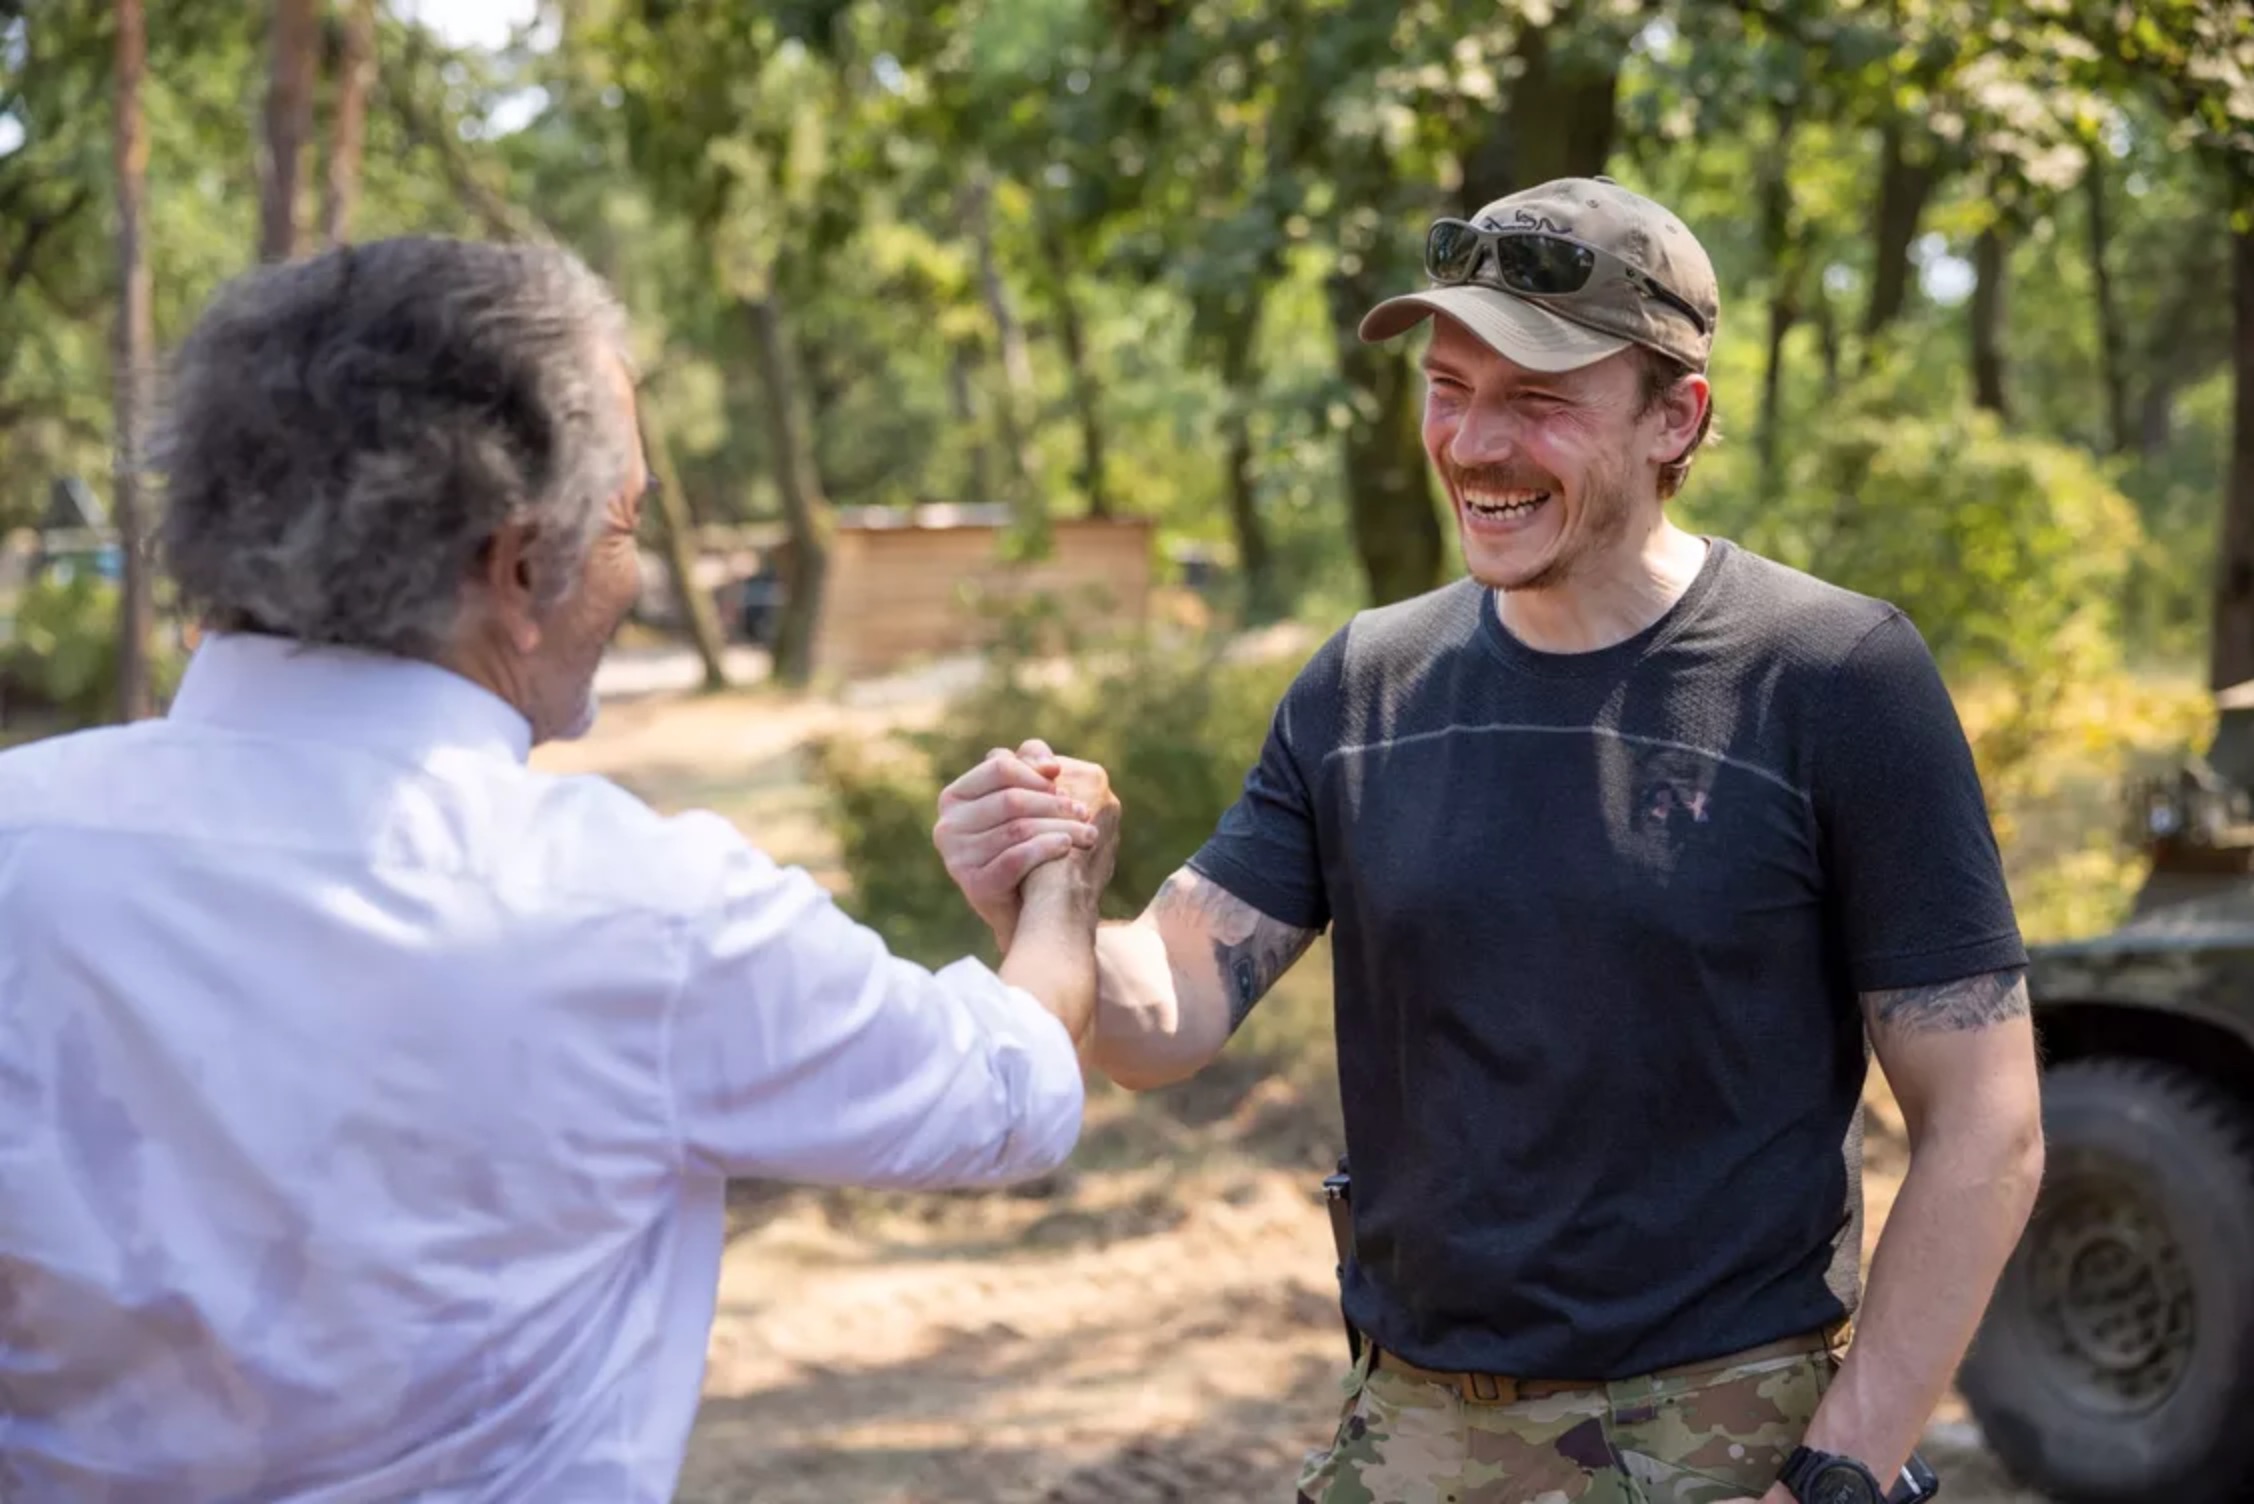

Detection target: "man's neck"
[439, 635, 537, 738]
[1495, 519, 1710, 656]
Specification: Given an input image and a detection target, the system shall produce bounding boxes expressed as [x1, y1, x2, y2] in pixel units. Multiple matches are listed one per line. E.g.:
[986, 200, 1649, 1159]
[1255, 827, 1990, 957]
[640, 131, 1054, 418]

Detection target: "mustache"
[1443, 462, 1558, 494]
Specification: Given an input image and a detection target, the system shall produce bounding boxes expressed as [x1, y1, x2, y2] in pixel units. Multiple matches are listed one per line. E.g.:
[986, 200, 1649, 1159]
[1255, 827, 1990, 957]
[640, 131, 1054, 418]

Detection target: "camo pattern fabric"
[1296, 1344, 1833, 1504]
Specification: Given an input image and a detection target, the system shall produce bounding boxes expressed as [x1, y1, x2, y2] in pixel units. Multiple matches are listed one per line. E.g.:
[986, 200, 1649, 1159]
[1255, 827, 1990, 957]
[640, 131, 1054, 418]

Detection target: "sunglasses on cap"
[1424, 219, 1710, 338]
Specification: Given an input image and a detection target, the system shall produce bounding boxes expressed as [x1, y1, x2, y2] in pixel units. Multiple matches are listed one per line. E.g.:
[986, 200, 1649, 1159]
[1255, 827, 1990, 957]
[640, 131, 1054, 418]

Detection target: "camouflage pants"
[1296, 1342, 1835, 1504]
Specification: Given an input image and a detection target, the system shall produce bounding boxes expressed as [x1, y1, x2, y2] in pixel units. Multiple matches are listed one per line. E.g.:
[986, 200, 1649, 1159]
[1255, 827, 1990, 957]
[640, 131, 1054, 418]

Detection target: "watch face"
[1809, 1464, 1882, 1504]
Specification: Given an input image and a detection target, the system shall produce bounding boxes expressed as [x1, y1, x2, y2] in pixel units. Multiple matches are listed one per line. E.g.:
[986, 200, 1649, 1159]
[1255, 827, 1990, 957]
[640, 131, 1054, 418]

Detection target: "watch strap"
[1778, 1446, 1822, 1501]
[1779, 1444, 1890, 1503]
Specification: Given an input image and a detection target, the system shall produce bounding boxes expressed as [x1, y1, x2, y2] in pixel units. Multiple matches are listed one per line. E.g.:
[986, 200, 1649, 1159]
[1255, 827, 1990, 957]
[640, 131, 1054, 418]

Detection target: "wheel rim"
[2022, 1163, 2197, 1415]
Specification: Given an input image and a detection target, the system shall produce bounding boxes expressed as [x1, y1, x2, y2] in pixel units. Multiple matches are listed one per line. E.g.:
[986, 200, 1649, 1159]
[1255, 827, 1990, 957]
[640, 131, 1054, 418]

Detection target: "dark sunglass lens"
[1491, 235, 1596, 295]
[1427, 221, 1483, 282]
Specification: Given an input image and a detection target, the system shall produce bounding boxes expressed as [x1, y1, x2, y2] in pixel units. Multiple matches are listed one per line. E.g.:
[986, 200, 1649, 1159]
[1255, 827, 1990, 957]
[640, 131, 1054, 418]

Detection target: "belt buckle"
[1460, 1370, 1510, 1404]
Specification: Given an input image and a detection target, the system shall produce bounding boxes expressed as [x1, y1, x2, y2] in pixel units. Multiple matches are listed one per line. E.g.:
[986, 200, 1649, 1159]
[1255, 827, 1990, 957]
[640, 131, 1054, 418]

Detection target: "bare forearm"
[1804, 1116, 2042, 1477]
[1088, 919, 1226, 1089]
[1086, 869, 1318, 1091]
[998, 887, 1101, 1046]
[1803, 965, 2044, 1488]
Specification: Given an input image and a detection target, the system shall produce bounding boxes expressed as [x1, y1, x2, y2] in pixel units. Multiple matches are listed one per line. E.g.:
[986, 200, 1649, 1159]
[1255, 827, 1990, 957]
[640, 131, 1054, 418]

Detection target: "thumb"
[1017, 737, 1059, 769]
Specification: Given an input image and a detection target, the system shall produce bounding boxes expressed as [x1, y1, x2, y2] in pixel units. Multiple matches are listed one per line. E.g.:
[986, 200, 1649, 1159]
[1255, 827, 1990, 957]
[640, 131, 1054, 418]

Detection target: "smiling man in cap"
[932, 177, 2043, 1504]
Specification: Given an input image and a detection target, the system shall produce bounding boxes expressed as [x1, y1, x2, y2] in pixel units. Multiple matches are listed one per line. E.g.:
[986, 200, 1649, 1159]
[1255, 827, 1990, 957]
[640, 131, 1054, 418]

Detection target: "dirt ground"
[537, 666, 2051, 1504]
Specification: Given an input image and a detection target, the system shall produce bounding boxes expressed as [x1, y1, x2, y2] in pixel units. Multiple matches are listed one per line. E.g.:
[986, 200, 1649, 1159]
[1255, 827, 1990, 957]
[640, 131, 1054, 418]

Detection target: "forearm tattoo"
[1862, 967, 2031, 1035]
[1149, 870, 1318, 1031]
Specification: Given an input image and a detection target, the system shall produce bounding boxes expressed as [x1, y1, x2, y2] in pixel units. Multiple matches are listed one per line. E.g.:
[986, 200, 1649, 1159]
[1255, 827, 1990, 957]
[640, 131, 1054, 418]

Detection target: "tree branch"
[2, 184, 92, 297]
[24, 258, 105, 323]
[382, 27, 542, 242]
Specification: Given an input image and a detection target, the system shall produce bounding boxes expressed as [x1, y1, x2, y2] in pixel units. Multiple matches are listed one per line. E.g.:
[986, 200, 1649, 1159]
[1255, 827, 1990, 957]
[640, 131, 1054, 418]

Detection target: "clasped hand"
[932, 739, 1121, 942]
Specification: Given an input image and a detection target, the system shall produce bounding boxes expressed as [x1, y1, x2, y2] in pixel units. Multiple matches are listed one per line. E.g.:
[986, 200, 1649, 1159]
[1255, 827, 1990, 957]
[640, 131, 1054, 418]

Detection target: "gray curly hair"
[158, 237, 635, 660]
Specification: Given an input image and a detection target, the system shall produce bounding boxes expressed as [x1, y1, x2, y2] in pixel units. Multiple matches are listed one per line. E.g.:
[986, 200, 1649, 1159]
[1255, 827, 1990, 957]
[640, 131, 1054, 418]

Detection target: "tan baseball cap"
[1359, 177, 1719, 373]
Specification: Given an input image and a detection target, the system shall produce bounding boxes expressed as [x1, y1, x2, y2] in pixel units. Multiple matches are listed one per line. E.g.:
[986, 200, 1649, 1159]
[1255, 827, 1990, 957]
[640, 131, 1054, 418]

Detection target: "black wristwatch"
[1778, 1446, 1940, 1504]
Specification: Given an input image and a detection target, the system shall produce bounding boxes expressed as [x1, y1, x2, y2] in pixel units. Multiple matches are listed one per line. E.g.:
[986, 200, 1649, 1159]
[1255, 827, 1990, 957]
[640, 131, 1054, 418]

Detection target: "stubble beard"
[1465, 459, 1639, 594]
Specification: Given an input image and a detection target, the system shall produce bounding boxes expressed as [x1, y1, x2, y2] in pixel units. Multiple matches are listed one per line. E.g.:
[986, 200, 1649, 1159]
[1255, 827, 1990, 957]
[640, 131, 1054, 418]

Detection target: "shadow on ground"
[678, 1286, 1338, 1504]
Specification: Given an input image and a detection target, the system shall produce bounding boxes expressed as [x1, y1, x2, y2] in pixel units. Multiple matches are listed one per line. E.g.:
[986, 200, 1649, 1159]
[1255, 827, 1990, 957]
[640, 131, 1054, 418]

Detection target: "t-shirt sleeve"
[1181, 631, 1342, 933]
[1814, 610, 2028, 992]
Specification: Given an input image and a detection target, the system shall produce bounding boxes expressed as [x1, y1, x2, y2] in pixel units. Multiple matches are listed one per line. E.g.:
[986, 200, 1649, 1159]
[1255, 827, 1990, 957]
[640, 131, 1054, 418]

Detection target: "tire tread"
[1962, 1055, 2254, 1504]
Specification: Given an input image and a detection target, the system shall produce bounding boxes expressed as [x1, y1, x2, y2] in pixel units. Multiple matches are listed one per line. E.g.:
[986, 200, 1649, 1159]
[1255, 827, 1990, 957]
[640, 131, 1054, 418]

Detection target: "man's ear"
[1652, 372, 1710, 467]
[480, 519, 544, 656]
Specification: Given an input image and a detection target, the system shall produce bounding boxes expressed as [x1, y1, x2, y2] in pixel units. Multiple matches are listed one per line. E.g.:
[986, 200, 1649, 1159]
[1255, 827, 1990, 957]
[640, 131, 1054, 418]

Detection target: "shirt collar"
[168, 632, 534, 765]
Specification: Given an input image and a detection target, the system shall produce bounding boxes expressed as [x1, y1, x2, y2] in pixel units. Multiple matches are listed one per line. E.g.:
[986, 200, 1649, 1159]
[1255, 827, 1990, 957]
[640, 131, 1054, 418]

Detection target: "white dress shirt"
[0, 633, 1084, 1502]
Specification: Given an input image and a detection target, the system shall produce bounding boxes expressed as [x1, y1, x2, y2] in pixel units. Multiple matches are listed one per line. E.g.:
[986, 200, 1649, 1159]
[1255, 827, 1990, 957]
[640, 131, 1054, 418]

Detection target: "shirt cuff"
[933, 957, 1086, 1182]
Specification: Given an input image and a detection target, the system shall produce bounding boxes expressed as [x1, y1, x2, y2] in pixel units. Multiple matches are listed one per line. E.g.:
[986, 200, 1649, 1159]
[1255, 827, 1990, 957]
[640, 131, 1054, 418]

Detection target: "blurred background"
[4, 1, 2252, 1500]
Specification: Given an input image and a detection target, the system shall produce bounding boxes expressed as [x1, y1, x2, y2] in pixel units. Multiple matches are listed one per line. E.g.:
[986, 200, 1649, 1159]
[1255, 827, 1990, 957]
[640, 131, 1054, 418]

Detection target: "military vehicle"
[1959, 687, 2254, 1504]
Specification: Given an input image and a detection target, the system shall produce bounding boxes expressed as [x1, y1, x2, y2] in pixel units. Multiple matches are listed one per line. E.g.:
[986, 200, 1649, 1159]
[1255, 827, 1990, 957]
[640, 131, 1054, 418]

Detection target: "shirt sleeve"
[1813, 610, 2028, 993]
[1182, 630, 1342, 932]
[664, 835, 1085, 1187]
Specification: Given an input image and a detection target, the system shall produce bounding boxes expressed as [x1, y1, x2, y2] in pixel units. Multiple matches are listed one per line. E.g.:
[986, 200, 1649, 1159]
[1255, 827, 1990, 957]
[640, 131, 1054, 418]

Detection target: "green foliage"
[0, 0, 2244, 787]
[1685, 387, 2156, 911]
[2, 572, 183, 727]
[2118, 370, 2234, 660]
[815, 612, 1304, 967]
[1701, 390, 2142, 798]
[1796, 400, 2140, 684]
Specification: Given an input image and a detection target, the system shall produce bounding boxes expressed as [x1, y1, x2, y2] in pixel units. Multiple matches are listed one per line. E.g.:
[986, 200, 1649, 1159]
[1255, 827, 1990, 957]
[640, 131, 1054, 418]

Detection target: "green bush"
[814, 614, 1304, 970]
[2, 572, 185, 729]
[1749, 402, 2141, 683]
[1721, 399, 2144, 797]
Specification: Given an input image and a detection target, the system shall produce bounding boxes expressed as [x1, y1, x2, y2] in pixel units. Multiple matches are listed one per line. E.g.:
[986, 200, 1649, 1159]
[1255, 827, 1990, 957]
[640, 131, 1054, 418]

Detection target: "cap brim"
[1358, 287, 1631, 373]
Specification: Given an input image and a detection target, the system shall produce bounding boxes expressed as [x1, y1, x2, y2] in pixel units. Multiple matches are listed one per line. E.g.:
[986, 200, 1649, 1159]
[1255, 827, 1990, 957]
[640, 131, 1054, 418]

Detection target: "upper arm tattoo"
[1862, 967, 2030, 1036]
[1148, 869, 1319, 1032]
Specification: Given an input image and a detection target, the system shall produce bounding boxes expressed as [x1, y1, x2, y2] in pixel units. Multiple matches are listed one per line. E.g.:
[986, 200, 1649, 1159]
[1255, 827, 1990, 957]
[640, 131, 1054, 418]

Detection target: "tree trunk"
[1458, 8, 1620, 209]
[742, 295, 831, 687]
[2085, 145, 2132, 453]
[1862, 118, 1941, 353]
[1216, 303, 1277, 620]
[1970, 220, 2010, 420]
[321, 0, 377, 249]
[1327, 266, 1442, 606]
[1756, 103, 1799, 497]
[946, 342, 996, 503]
[1758, 292, 1796, 496]
[2139, 378, 2176, 455]
[1221, 403, 1273, 619]
[966, 173, 1043, 528]
[642, 414, 730, 692]
[1813, 286, 1842, 392]
[2133, 255, 2227, 456]
[2209, 214, 2254, 693]
[114, 0, 155, 721]
[794, 345, 852, 507]
[1038, 212, 1109, 518]
[261, 0, 319, 262]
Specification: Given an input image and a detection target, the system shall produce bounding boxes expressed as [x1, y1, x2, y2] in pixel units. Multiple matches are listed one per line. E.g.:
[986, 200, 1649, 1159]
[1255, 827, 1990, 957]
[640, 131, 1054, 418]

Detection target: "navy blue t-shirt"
[1187, 539, 2025, 1379]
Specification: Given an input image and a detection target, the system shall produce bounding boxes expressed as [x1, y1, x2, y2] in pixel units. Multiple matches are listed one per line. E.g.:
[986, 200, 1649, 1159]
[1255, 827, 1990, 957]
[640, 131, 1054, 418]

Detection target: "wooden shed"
[811, 506, 1154, 678]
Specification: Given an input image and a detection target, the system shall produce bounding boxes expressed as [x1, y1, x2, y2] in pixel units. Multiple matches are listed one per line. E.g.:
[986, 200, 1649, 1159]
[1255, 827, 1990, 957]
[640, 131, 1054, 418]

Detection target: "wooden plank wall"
[816, 517, 1154, 677]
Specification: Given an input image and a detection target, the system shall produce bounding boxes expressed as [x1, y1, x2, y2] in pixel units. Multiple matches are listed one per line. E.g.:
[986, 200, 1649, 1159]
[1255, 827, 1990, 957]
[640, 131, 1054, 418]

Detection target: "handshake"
[926, 733, 1270, 1081]
[930, 739, 1122, 951]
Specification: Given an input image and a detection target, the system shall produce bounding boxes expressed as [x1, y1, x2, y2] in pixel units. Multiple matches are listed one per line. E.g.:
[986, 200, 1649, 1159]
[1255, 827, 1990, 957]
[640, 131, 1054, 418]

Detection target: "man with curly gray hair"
[0, 237, 1119, 1503]
[158, 235, 642, 740]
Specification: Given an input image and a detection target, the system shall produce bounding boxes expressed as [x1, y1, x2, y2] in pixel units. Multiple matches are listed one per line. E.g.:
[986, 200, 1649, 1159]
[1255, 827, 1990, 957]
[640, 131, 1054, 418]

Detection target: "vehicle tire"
[1959, 1057, 2254, 1503]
